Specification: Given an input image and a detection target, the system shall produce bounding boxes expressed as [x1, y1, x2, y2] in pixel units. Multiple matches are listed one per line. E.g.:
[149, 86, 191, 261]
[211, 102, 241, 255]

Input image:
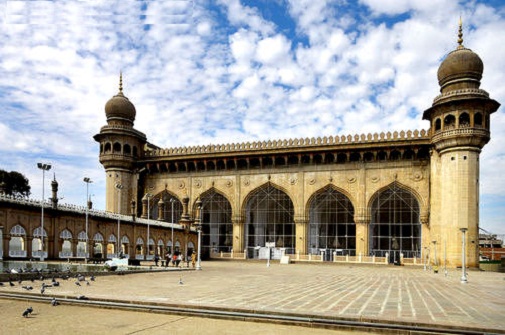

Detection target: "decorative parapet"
[432, 88, 490, 105]
[0, 194, 188, 231]
[145, 129, 429, 158]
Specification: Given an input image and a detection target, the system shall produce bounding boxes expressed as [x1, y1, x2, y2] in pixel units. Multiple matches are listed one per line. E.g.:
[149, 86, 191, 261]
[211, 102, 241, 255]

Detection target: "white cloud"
[1, 0, 504, 234]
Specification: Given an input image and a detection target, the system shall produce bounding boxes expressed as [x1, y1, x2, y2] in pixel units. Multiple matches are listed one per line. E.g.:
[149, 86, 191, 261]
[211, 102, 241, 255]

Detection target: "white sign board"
[265, 242, 276, 248]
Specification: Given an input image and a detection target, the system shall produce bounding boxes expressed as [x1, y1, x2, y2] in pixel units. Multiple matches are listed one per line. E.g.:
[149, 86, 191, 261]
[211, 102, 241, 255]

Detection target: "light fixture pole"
[146, 192, 152, 260]
[115, 183, 123, 257]
[460, 228, 468, 283]
[195, 198, 203, 271]
[83, 177, 92, 263]
[432, 240, 438, 273]
[37, 163, 51, 261]
[170, 198, 175, 254]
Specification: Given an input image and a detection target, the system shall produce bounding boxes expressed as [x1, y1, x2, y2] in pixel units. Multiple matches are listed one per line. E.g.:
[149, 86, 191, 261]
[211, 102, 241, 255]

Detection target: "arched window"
[435, 118, 441, 131]
[474, 113, 483, 126]
[309, 186, 355, 257]
[390, 150, 401, 160]
[113, 142, 121, 153]
[444, 114, 456, 128]
[459, 112, 470, 127]
[369, 183, 421, 260]
[199, 189, 233, 258]
[124, 144, 131, 155]
[60, 229, 72, 239]
[104, 142, 112, 153]
[245, 184, 295, 259]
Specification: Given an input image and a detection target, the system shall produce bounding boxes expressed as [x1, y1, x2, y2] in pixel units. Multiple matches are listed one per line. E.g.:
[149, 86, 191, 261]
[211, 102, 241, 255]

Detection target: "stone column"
[295, 218, 308, 255]
[232, 216, 244, 253]
[0, 226, 3, 260]
[355, 216, 370, 256]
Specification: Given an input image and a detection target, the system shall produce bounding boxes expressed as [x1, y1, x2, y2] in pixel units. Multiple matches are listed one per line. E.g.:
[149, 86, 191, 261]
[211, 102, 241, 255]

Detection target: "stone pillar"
[355, 217, 370, 256]
[158, 198, 165, 221]
[232, 216, 244, 252]
[295, 218, 308, 255]
[0, 226, 3, 260]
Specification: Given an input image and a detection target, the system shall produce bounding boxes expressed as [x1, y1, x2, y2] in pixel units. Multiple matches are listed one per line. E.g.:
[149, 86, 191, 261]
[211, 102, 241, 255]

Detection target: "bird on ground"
[40, 286, 45, 295]
[0, 282, 4, 286]
[179, 276, 183, 285]
[22, 307, 33, 317]
[22, 286, 33, 291]
[51, 298, 60, 306]
[76, 295, 88, 300]
[86, 281, 90, 286]
[52, 281, 60, 287]
[75, 281, 81, 287]
[90, 275, 95, 281]
[9, 281, 15, 287]
[77, 274, 85, 282]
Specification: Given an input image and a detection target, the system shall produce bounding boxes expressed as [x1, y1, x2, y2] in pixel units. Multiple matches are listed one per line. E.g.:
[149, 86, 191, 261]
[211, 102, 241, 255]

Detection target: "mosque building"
[93, 24, 500, 268]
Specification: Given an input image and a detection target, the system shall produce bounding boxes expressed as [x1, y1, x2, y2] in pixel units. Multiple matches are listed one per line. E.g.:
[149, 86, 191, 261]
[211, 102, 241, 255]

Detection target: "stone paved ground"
[1, 260, 505, 334]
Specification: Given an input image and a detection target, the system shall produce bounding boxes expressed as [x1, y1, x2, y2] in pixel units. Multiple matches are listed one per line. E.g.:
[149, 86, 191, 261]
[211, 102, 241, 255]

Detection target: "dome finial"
[457, 17, 464, 49]
[119, 71, 123, 94]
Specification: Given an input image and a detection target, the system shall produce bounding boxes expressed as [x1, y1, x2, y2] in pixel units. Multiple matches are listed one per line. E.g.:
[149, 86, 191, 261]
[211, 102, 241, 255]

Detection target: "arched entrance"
[59, 229, 73, 258]
[309, 186, 356, 260]
[199, 189, 232, 259]
[245, 184, 295, 259]
[9, 225, 26, 258]
[369, 183, 421, 262]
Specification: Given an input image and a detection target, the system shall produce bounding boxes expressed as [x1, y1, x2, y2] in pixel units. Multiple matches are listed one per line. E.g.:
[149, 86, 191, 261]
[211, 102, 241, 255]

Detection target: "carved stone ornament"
[309, 178, 316, 185]
[244, 179, 250, 186]
[178, 181, 185, 189]
[289, 175, 298, 185]
[225, 180, 233, 188]
[195, 179, 202, 188]
[371, 176, 380, 183]
[347, 177, 357, 184]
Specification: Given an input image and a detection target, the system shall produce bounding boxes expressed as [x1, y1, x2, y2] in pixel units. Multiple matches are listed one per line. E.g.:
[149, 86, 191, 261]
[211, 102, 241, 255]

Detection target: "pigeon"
[51, 298, 60, 306]
[9, 281, 15, 287]
[75, 281, 81, 286]
[179, 276, 183, 285]
[22, 307, 33, 317]
[90, 275, 95, 281]
[76, 295, 88, 300]
[0, 282, 4, 286]
[77, 274, 85, 282]
[52, 281, 60, 287]
[40, 286, 45, 294]
[22, 286, 33, 291]
[86, 281, 90, 286]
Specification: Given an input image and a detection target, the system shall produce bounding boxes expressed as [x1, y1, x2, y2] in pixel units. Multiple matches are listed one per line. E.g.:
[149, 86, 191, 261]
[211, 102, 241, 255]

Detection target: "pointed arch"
[197, 187, 233, 258]
[368, 182, 422, 259]
[243, 183, 295, 259]
[151, 190, 182, 222]
[307, 185, 356, 257]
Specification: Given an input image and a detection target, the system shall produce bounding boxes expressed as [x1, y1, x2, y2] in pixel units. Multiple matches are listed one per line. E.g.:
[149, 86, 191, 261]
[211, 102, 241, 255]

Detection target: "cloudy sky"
[1, 0, 504, 234]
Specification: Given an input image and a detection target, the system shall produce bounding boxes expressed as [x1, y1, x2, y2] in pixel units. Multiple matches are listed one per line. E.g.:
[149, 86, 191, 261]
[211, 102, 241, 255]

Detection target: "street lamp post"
[115, 183, 123, 257]
[195, 199, 203, 271]
[146, 192, 152, 260]
[37, 163, 51, 261]
[460, 228, 468, 283]
[83, 177, 93, 263]
[170, 198, 175, 254]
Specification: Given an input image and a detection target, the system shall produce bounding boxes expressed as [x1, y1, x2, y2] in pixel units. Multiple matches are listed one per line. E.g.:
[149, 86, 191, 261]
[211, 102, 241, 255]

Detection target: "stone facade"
[92, 29, 499, 268]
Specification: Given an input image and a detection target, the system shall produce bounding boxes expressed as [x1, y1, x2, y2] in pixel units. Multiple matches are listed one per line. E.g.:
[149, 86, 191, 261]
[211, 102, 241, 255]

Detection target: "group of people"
[153, 251, 197, 268]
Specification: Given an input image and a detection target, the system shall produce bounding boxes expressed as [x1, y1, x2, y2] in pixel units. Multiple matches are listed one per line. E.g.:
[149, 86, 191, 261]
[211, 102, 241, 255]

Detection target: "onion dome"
[437, 20, 483, 93]
[105, 73, 136, 123]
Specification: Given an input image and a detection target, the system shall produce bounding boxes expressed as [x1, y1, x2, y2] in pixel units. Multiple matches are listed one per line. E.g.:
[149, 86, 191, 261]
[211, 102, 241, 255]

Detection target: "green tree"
[0, 169, 31, 198]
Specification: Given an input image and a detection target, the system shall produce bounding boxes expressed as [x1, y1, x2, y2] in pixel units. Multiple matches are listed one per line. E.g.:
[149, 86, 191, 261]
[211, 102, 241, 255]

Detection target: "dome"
[436, 21, 483, 93]
[437, 47, 483, 92]
[104, 74, 136, 123]
[105, 91, 136, 122]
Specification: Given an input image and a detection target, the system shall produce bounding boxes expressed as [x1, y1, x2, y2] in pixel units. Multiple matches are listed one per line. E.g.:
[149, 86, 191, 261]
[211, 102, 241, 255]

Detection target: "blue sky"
[1, 0, 504, 235]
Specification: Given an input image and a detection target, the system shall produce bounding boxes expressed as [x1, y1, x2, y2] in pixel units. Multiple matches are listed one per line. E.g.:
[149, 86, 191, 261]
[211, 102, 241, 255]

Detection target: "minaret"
[50, 173, 59, 209]
[94, 74, 147, 214]
[423, 21, 500, 267]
